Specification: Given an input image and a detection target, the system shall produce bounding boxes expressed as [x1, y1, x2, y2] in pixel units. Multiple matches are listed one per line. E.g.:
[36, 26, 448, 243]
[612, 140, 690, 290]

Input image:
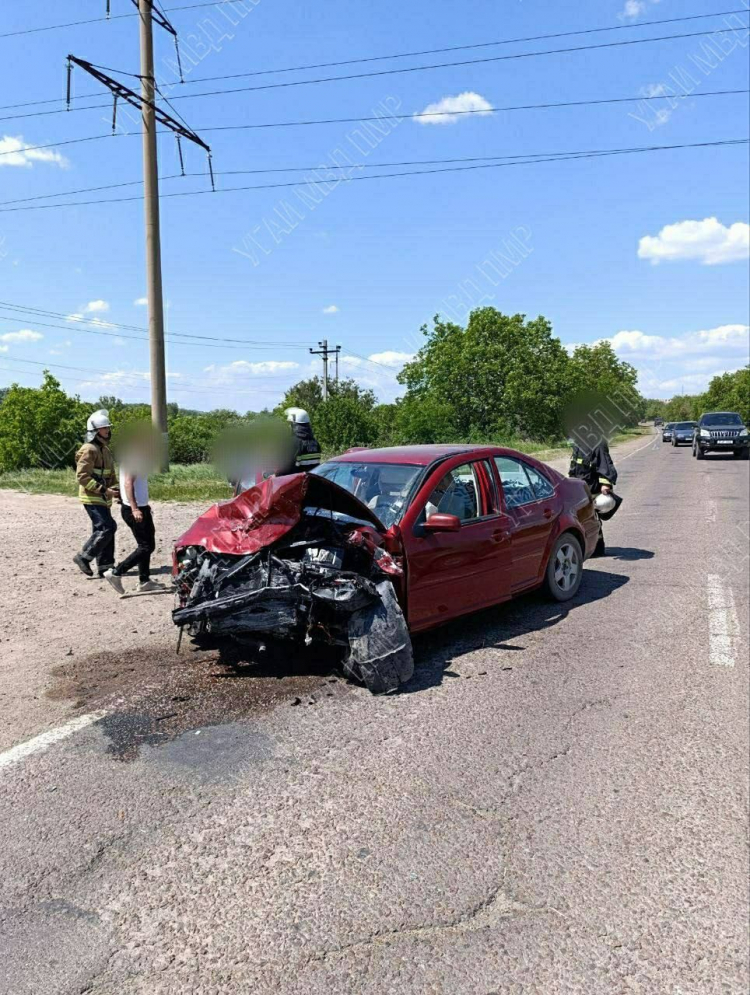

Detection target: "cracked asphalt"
[1, 433, 748, 994]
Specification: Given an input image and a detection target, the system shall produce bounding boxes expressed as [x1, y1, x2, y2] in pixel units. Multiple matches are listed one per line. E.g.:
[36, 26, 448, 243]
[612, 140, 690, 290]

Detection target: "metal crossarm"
[67, 55, 210, 154]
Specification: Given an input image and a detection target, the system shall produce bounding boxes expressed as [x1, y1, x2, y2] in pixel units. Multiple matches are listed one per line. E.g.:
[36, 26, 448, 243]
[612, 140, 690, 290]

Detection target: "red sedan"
[314, 444, 599, 630]
[173, 445, 599, 693]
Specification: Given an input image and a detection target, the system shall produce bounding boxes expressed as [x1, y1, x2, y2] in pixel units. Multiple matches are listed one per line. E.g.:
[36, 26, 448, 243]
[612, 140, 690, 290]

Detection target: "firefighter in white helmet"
[278, 407, 322, 474]
[72, 409, 119, 578]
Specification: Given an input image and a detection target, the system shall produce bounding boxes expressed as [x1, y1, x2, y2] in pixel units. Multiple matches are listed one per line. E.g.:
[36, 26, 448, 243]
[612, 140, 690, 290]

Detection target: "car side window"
[425, 462, 480, 522]
[524, 464, 555, 500]
[494, 456, 537, 509]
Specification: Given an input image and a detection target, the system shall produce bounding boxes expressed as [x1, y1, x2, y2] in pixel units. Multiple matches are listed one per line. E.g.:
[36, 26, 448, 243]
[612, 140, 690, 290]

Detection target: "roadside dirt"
[0, 433, 655, 753]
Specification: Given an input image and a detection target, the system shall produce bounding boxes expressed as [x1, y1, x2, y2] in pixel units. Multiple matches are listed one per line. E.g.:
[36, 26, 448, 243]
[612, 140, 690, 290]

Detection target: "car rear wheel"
[544, 533, 583, 603]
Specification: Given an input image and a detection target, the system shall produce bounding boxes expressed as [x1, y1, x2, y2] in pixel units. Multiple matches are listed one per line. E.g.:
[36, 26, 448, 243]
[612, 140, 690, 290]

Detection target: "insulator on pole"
[112, 94, 119, 134]
[174, 36, 185, 83]
[208, 152, 215, 191]
[66, 58, 73, 109]
[176, 135, 185, 176]
[106, 0, 111, 17]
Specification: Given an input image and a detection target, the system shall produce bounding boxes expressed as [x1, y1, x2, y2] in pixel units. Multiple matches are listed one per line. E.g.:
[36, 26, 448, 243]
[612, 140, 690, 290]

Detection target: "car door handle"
[543, 508, 554, 519]
[492, 529, 508, 542]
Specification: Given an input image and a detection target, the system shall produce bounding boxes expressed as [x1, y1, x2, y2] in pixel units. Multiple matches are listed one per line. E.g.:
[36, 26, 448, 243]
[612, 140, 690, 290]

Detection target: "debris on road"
[173, 474, 414, 693]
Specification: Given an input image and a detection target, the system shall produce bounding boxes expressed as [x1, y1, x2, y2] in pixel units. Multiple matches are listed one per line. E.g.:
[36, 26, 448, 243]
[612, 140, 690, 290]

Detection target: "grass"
[0, 463, 233, 503]
[0, 428, 651, 503]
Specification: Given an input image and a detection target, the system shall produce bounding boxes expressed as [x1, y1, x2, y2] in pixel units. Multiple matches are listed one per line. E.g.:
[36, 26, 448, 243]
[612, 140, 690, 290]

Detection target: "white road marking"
[619, 437, 660, 463]
[707, 500, 717, 524]
[0, 712, 106, 772]
[707, 574, 739, 668]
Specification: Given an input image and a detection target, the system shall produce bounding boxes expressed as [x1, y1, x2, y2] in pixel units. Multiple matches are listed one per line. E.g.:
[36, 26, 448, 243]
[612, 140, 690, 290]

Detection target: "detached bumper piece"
[173, 531, 414, 694]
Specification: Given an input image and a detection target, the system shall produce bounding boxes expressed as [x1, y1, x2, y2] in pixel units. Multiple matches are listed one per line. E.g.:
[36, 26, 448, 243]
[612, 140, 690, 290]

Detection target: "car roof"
[327, 444, 529, 466]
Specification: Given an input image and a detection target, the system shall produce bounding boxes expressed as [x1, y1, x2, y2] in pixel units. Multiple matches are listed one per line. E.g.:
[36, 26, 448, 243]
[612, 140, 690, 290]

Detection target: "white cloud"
[415, 91, 493, 125]
[638, 218, 750, 266]
[618, 0, 661, 21]
[0, 328, 44, 344]
[204, 360, 301, 379]
[638, 83, 673, 128]
[0, 345, 7, 353]
[604, 324, 749, 359]
[83, 300, 109, 314]
[367, 350, 414, 368]
[0, 135, 69, 169]
[66, 313, 84, 323]
[322, 304, 339, 314]
[134, 297, 148, 306]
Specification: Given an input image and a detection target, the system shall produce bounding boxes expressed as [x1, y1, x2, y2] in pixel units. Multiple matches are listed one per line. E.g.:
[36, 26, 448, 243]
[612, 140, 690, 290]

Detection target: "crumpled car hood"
[174, 472, 386, 557]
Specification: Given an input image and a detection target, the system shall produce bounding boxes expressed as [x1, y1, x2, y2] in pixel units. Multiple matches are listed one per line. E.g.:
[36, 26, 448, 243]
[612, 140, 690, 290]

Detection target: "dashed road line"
[0, 712, 106, 771]
[706, 574, 739, 668]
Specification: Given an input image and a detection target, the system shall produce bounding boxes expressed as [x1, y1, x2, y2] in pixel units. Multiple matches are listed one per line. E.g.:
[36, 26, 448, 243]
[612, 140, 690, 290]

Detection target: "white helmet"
[594, 493, 616, 515]
[85, 409, 112, 443]
[285, 407, 310, 424]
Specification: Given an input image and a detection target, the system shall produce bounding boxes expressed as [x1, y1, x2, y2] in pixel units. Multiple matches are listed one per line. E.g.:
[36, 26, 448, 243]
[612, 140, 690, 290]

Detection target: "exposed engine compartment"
[173, 508, 414, 694]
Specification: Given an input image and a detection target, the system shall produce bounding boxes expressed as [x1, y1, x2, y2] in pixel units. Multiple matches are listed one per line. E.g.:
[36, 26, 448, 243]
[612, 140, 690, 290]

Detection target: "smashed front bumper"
[173, 525, 414, 694]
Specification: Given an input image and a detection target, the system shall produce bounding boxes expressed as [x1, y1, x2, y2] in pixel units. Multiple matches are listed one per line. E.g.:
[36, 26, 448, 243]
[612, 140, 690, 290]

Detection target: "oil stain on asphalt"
[48, 642, 345, 761]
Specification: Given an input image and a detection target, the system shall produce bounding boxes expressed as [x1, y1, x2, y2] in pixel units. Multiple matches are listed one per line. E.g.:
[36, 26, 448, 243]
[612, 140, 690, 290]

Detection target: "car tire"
[734, 449, 749, 460]
[696, 447, 705, 460]
[544, 533, 583, 603]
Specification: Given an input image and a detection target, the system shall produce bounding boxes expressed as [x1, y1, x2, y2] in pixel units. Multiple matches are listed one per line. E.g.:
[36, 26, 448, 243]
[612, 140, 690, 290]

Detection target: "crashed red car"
[173, 445, 599, 693]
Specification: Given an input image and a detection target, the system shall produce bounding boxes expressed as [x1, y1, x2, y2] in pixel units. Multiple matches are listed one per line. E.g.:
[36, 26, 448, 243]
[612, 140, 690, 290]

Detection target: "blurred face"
[97, 426, 111, 442]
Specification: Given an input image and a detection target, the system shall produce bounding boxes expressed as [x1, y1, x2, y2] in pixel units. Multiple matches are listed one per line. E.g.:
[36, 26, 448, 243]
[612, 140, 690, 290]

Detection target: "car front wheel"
[544, 533, 583, 603]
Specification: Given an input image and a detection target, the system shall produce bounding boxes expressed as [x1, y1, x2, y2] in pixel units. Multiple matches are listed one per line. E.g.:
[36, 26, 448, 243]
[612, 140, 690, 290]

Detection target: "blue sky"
[0, 0, 748, 411]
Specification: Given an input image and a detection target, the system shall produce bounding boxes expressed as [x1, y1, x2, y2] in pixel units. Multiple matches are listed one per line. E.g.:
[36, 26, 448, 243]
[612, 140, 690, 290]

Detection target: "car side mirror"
[424, 512, 461, 532]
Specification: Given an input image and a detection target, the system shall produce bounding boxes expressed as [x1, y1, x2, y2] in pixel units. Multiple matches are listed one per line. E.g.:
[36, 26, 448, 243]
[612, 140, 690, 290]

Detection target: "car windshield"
[674, 422, 696, 430]
[701, 413, 743, 426]
[313, 461, 423, 528]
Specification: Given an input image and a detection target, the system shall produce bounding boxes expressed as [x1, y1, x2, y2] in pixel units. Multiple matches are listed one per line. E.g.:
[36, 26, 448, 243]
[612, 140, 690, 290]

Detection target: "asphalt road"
[1, 434, 748, 995]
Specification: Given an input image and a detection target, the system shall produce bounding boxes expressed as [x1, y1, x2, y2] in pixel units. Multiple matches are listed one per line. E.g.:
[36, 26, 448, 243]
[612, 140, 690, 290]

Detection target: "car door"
[494, 456, 559, 589]
[402, 457, 514, 631]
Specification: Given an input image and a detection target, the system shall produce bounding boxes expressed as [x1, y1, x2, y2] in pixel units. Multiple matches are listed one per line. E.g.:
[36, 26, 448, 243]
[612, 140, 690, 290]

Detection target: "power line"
[2, 86, 745, 162]
[0, 0, 252, 39]
[3, 80, 747, 127]
[1, 15, 748, 121]
[0, 356, 300, 392]
[0, 304, 310, 350]
[198, 88, 749, 133]
[94, 26, 750, 104]
[0, 138, 745, 213]
[4, 114, 748, 208]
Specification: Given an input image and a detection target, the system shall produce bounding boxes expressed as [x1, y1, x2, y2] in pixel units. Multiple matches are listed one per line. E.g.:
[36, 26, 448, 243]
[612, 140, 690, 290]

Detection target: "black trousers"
[82, 504, 117, 574]
[114, 505, 156, 582]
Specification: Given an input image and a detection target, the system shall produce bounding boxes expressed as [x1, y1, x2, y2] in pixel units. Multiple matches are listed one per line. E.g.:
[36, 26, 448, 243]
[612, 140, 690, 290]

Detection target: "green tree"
[278, 376, 376, 421]
[701, 367, 750, 424]
[0, 372, 91, 471]
[314, 396, 377, 451]
[399, 308, 574, 441]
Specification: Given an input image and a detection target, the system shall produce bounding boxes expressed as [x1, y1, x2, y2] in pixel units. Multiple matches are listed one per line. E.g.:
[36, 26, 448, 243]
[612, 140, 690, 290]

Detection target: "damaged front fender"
[172, 474, 413, 693]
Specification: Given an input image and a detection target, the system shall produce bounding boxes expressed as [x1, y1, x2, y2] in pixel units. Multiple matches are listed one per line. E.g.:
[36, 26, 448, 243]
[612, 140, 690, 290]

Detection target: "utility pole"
[67, 2, 211, 468]
[310, 339, 340, 401]
[138, 0, 168, 453]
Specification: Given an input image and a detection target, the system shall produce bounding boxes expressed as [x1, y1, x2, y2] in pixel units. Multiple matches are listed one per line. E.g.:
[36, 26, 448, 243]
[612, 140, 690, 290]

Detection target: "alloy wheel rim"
[554, 542, 580, 591]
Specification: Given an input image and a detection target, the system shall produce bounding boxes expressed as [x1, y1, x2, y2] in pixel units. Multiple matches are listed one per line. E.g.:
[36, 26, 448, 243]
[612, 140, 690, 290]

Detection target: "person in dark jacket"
[568, 438, 621, 556]
[279, 407, 322, 474]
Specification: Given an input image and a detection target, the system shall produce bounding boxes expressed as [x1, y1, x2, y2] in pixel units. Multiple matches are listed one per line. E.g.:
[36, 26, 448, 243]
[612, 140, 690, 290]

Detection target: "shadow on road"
[606, 547, 655, 561]
[403, 567, 630, 693]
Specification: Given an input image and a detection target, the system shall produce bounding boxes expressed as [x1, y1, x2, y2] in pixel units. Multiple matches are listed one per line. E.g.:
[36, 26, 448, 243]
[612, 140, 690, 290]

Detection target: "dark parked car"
[693, 412, 749, 460]
[654, 417, 664, 427]
[670, 421, 697, 446]
[173, 446, 600, 692]
[662, 422, 675, 442]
